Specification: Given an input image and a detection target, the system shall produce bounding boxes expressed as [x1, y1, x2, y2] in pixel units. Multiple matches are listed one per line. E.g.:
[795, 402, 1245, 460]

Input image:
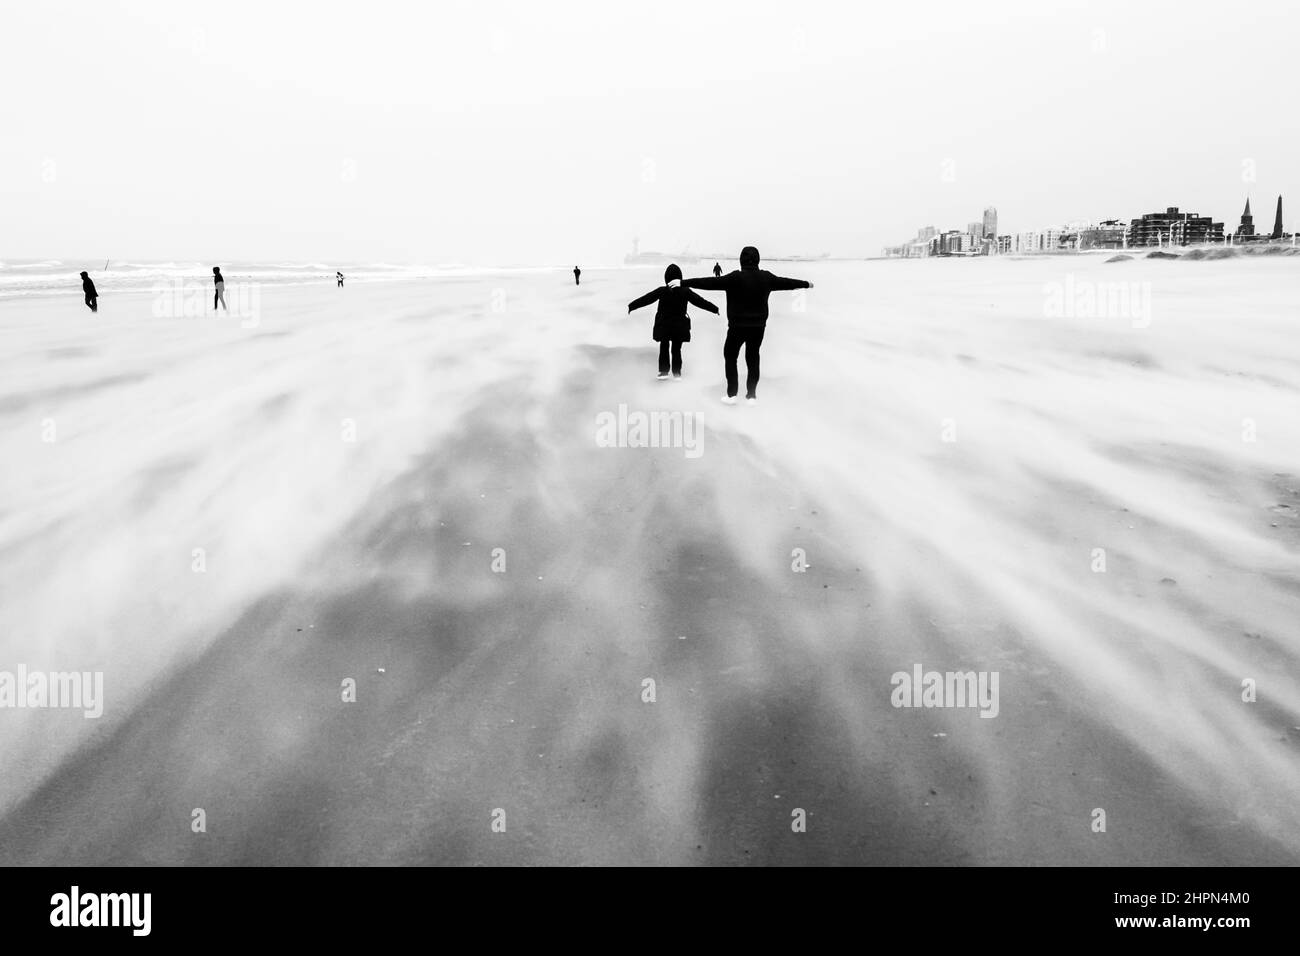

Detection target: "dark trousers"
[658, 339, 683, 376]
[84, 295, 97, 312]
[723, 325, 766, 398]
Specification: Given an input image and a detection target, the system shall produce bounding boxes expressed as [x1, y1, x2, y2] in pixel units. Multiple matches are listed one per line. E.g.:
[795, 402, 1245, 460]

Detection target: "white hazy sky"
[2, 0, 1296, 265]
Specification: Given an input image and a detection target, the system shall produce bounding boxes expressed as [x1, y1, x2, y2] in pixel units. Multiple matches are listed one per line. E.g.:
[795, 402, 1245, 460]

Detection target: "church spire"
[1236, 197, 1256, 238]
[1272, 196, 1283, 239]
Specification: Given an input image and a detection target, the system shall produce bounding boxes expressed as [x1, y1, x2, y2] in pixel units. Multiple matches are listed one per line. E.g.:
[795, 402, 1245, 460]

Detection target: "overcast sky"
[3, 0, 1296, 265]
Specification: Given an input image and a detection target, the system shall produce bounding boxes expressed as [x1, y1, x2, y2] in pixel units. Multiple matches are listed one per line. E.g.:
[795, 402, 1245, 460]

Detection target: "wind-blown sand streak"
[0, 257, 1296, 864]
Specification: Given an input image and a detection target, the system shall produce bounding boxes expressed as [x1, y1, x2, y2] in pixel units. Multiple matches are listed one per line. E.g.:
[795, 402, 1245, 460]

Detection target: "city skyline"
[886, 190, 1290, 257]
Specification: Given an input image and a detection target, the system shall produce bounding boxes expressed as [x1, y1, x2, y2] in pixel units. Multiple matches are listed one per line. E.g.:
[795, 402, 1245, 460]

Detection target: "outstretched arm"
[682, 275, 729, 291]
[627, 288, 662, 312]
[685, 289, 720, 314]
[767, 275, 812, 291]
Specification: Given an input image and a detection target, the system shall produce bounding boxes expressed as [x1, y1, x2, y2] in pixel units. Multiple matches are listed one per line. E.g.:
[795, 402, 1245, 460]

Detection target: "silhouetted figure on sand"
[80, 272, 98, 312]
[336, 271, 344, 287]
[213, 266, 227, 311]
[713, 262, 722, 277]
[574, 266, 581, 285]
[684, 246, 812, 404]
[628, 263, 719, 379]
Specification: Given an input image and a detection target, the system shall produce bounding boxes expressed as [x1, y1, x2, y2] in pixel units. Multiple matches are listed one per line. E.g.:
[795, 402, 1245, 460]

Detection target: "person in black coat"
[627, 263, 719, 379]
[683, 246, 812, 404]
[712, 262, 722, 277]
[574, 266, 581, 286]
[80, 271, 98, 312]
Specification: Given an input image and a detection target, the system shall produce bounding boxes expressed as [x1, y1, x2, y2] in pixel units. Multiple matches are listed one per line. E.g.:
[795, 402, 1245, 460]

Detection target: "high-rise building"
[983, 206, 998, 239]
[1272, 196, 1284, 239]
[967, 222, 984, 239]
[1236, 198, 1255, 238]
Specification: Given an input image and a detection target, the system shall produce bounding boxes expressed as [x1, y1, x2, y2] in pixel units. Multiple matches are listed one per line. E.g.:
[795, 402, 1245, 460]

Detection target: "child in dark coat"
[627, 263, 719, 379]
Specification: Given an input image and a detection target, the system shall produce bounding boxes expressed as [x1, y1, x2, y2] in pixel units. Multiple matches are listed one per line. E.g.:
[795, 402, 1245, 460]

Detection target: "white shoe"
[672, 374, 682, 380]
[746, 397, 757, 406]
[720, 395, 737, 405]
[657, 373, 670, 380]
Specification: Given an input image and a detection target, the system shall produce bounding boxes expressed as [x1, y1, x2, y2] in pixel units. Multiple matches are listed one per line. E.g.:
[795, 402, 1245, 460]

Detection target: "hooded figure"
[627, 263, 720, 378]
[682, 246, 813, 403]
[80, 271, 98, 312]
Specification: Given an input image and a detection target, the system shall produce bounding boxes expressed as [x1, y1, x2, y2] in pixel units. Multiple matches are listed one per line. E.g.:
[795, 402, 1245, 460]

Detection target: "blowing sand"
[0, 256, 1297, 864]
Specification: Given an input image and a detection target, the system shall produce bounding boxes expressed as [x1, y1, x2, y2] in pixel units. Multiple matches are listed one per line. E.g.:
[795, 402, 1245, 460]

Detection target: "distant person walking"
[336, 271, 344, 288]
[574, 266, 581, 286]
[627, 263, 719, 379]
[80, 271, 98, 312]
[213, 266, 227, 311]
[684, 246, 812, 405]
[712, 262, 722, 277]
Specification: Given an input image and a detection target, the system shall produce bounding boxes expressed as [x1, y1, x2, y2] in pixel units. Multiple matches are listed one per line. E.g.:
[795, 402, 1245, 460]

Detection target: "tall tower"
[1272, 196, 1283, 239]
[983, 206, 998, 239]
[1236, 198, 1255, 238]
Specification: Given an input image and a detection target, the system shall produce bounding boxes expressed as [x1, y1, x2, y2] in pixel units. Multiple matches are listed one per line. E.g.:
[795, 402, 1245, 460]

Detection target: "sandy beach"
[1, 256, 1297, 865]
